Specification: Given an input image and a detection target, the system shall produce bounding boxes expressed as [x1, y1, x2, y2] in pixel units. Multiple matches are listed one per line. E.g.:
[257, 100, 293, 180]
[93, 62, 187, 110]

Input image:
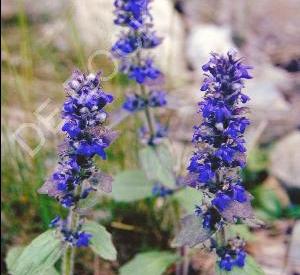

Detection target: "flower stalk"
[174, 50, 255, 272]
[38, 70, 117, 274]
[112, 0, 167, 146]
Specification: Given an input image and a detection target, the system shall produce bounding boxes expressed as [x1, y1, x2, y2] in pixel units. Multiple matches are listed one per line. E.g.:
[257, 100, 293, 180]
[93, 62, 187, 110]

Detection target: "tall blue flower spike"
[39, 70, 117, 247]
[173, 51, 255, 271]
[187, 50, 253, 229]
[112, 0, 168, 145]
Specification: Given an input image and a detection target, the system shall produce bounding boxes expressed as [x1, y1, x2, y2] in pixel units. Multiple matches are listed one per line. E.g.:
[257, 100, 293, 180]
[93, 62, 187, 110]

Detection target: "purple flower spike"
[186, 50, 253, 215]
[39, 70, 116, 249]
[181, 51, 255, 257]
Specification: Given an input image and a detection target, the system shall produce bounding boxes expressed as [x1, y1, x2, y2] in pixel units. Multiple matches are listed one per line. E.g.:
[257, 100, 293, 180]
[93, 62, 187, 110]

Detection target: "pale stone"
[186, 24, 235, 70]
[270, 131, 300, 189]
[72, 0, 187, 84]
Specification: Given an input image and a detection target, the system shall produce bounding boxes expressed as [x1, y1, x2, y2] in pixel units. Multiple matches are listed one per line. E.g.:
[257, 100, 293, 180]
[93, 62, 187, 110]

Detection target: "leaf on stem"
[120, 251, 178, 275]
[9, 230, 63, 275]
[111, 170, 153, 202]
[220, 192, 255, 223]
[171, 214, 214, 247]
[139, 145, 175, 188]
[82, 221, 117, 261]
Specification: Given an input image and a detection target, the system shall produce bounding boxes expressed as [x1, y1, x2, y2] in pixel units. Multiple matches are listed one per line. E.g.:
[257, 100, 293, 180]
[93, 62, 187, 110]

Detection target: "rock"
[182, 0, 300, 65]
[245, 65, 299, 144]
[270, 131, 300, 202]
[73, 0, 116, 53]
[248, 65, 291, 111]
[151, 0, 188, 85]
[287, 222, 300, 274]
[245, 0, 300, 65]
[73, 0, 188, 84]
[250, 220, 294, 275]
[168, 84, 204, 141]
[1, 0, 68, 21]
[182, 0, 223, 26]
[186, 24, 235, 70]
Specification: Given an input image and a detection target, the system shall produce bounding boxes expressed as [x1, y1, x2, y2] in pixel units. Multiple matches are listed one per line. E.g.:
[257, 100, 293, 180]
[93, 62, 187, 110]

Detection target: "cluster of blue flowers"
[152, 183, 173, 198]
[217, 238, 247, 271]
[187, 50, 252, 226]
[50, 216, 92, 248]
[39, 70, 115, 247]
[123, 90, 166, 112]
[185, 50, 253, 270]
[112, 31, 161, 57]
[112, 0, 168, 145]
[139, 123, 168, 146]
[112, 0, 161, 55]
[112, 0, 162, 85]
[121, 58, 162, 85]
[114, 0, 151, 29]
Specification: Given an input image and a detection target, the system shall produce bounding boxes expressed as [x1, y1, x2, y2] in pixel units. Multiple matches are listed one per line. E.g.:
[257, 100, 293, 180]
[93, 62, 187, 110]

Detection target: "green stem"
[140, 84, 156, 136]
[217, 226, 227, 247]
[63, 186, 81, 275]
[63, 241, 75, 275]
[136, 50, 156, 138]
[63, 210, 77, 275]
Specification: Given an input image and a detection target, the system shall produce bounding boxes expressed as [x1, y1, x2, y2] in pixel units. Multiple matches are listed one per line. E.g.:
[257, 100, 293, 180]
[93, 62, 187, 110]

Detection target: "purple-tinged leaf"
[171, 215, 214, 248]
[181, 173, 200, 188]
[242, 218, 265, 228]
[88, 172, 113, 193]
[57, 141, 71, 158]
[220, 192, 255, 223]
[88, 127, 119, 146]
[38, 179, 61, 198]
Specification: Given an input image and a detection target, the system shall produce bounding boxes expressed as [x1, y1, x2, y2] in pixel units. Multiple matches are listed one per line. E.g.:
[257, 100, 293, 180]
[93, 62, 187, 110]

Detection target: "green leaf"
[6, 246, 24, 273]
[10, 230, 63, 275]
[139, 146, 175, 188]
[41, 267, 60, 275]
[254, 209, 276, 221]
[78, 191, 100, 210]
[82, 221, 117, 261]
[173, 187, 203, 213]
[227, 224, 254, 241]
[215, 255, 265, 275]
[254, 187, 282, 219]
[156, 144, 175, 172]
[284, 205, 300, 219]
[247, 148, 269, 172]
[111, 170, 153, 202]
[120, 251, 178, 275]
[6, 246, 60, 275]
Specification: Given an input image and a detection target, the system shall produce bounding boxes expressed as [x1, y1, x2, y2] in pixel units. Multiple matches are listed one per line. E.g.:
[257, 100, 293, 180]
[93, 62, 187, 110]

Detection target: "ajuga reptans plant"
[173, 50, 261, 272]
[43, 70, 116, 273]
[111, 0, 182, 205]
[112, 0, 168, 147]
[13, 70, 118, 275]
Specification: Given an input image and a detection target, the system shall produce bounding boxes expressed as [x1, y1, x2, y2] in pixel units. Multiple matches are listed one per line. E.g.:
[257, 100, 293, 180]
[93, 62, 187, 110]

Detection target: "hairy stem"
[182, 247, 189, 275]
[176, 247, 189, 275]
[63, 210, 77, 275]
[216, 226, 227, 247]
[136, 50, 156, 138]
[140, 84, 156, 136]
[63, 186, 81, 275]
